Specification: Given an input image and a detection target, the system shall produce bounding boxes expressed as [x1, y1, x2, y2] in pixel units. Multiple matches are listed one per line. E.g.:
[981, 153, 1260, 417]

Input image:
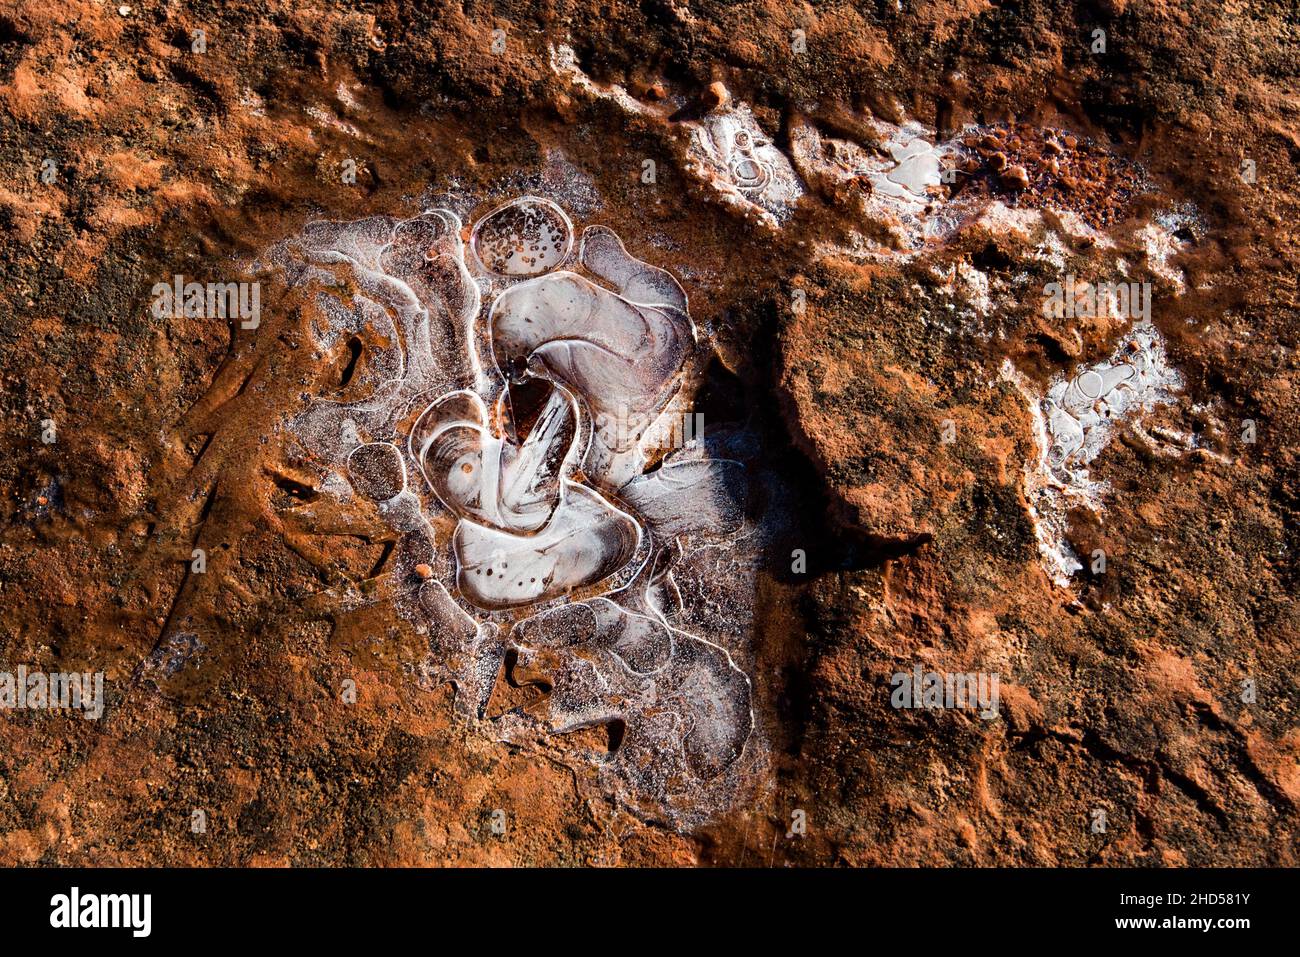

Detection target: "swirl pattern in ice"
[263, 197, 758, 824]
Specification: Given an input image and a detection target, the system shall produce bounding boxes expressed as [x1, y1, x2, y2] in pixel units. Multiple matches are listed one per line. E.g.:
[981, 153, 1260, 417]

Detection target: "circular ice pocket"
[731, 155, 771, 190]
[1076, 370, 1105, 399]
[347, 442, 407, 502]
[470, 196, 574, 277]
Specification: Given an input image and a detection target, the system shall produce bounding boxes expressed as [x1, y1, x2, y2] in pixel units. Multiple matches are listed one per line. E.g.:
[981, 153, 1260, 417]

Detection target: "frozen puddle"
[1004, 322, 1183, 584]
[685, 104, 805, 227]
[550, 44, 804, 227]
[790, 114, 966, 257]
[471, 197, 573, 276]
[265, 196, 758, 825]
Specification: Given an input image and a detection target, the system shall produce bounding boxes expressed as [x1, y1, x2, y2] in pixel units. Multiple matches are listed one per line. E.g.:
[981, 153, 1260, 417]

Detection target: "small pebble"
[414, 563, 434, 580]
[1001, 165, 1030, 190]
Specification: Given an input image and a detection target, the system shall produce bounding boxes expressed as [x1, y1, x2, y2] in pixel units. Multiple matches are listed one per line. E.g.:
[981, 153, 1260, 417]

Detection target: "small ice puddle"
[685, 104, 806, 227]
[1005, 321, 1183, 584]
[1137, 210, 1199, 293]
[548, 45, 803, 228]
[874, 135, 943, 200]
[789, 115, 964, 258]
[471, 197, 573, 276]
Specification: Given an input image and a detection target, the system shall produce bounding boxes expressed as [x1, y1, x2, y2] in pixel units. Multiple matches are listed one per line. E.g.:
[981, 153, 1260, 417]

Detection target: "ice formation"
[789, 115, 966, 257]
[470, 197, 574, 277]
[684, 104, 806, 226]
[265, 197, 758, 824]
[1005, 322, 1183, 584]
[549, 44, 804, 228]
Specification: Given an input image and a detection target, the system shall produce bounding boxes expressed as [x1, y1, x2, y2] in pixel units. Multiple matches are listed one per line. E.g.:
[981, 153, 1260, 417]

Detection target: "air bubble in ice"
[686, 105, 805, 226]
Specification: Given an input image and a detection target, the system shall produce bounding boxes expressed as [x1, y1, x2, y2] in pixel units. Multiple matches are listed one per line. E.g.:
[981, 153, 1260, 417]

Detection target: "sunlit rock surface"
[4, 0, 1295, 867]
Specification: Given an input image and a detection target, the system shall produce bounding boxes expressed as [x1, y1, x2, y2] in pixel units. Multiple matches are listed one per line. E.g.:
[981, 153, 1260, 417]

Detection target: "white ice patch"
[304, 103, 364, 138]
[549, 45, 803, 229]
[928, 260, 993, 319]
[1034, 229, 1070, 270]
[549, 43, 651, 117]
[684, 104, 805, 227]
[1053, 209, 1116, 249]
[870, 126, 943, 201]
[1137, 211, 1197, 292]
[974, 201, 1047, 241]
[1004, 322, 1183, 585]
[789, 118, 996, 260]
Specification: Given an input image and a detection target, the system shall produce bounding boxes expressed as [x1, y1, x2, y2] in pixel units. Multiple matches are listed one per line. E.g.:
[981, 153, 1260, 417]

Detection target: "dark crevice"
[339, 335, 363, 388]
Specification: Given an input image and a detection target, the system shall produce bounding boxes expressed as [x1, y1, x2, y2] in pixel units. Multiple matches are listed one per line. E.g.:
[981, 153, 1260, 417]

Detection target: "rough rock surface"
[0, 0, 1295, 865]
